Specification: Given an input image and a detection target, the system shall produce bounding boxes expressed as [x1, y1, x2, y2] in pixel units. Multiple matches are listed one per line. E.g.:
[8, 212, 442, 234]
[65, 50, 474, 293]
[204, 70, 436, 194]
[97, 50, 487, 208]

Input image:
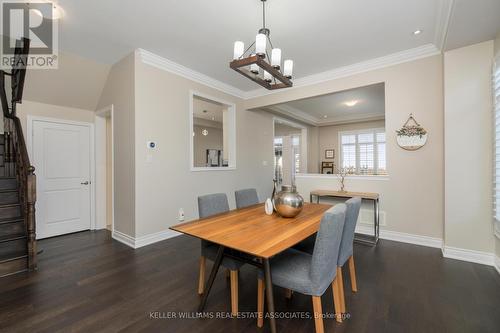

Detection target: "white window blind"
[340, 128, 387, 175]
[494, 59, 500, 229]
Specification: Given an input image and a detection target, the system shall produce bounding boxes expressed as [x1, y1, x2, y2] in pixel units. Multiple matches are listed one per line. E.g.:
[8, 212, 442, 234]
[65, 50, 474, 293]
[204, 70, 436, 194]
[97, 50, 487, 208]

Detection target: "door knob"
[81, 181, 89, 185]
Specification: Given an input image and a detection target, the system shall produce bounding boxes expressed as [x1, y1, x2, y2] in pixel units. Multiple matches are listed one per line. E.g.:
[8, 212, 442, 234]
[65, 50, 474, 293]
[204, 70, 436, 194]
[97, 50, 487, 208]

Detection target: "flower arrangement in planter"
[396, 114, 428, 150]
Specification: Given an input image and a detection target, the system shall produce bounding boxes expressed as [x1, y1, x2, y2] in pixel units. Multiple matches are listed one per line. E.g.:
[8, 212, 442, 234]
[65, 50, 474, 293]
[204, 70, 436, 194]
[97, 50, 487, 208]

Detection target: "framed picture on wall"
[321, 162, 334, 174]
[325, 149, 335, 159]
[206, 149, 220, 167]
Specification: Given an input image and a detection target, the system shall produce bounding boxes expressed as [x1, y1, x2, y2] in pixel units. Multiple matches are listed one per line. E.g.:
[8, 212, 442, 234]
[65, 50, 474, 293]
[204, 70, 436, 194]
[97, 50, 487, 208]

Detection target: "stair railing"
[3, 105, 37, 271]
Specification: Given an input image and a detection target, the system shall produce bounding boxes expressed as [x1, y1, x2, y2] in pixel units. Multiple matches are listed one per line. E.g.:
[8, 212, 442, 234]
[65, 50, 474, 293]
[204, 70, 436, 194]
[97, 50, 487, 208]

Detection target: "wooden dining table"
[170, 202, 332, 333]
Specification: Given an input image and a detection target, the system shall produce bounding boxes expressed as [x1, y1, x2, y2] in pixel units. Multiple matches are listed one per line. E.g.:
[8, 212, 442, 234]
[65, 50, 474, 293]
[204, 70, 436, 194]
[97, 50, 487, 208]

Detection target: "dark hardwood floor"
[1, 230, 499, 333]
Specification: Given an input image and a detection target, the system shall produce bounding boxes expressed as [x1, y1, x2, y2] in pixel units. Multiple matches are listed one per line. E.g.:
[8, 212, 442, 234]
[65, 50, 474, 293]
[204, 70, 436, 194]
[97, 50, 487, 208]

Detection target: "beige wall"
[23, 51, 110, 111]
[317, 120, 385, 169]
[246, 55, 444, 239]
[97, 53, 136, 237]
[133, 58, 274, 238]
[193, 124, 223, 167]
[17, 100, 95, 135]
[444, 41, 495, 253]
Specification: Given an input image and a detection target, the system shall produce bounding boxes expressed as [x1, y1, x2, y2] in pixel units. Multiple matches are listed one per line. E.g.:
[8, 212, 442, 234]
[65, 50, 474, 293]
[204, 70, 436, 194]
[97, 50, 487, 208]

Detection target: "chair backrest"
[235, 188, 259, 209]
[310, 204, 346, 295]
[198, 193, 230, 218]
[337, 197, 362, 266]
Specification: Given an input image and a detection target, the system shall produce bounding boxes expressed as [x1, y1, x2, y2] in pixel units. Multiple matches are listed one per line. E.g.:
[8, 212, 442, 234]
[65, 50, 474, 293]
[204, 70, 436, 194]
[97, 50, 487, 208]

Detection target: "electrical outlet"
[178, 208, 185, 222]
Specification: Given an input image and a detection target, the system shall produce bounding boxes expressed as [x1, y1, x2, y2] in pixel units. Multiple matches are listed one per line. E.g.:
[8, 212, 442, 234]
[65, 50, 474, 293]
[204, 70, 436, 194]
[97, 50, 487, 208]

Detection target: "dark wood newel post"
[27, 166, 37, 271]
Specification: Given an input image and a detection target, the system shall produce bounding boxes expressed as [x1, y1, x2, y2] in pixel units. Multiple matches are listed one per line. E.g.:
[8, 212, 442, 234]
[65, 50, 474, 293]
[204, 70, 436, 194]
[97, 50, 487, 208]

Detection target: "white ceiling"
[52, 0, 499, 93]
[268, 83, 385, 125]
[445, 0, 500, 51]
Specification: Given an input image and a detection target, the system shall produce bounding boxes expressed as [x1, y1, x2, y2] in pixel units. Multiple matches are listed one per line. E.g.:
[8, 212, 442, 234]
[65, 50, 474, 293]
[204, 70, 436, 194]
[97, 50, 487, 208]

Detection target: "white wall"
[245, 55, 444, 239]
[193, 124, 223, 167]
[444, 41, 495, 254]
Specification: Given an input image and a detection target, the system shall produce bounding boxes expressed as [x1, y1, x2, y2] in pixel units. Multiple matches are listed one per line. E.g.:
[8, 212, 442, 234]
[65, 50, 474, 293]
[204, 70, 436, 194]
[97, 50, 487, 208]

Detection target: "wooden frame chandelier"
[230, 0, 293, 90]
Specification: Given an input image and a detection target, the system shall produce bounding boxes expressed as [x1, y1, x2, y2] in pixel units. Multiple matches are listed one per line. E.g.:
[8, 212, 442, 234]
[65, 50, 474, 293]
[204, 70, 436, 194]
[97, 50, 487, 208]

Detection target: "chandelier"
[230, 0, 293, 90]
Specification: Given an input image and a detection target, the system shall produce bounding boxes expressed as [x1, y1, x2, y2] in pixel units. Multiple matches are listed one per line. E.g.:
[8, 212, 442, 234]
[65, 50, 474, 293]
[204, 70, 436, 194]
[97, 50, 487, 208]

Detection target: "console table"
[310, 190, 380, 246]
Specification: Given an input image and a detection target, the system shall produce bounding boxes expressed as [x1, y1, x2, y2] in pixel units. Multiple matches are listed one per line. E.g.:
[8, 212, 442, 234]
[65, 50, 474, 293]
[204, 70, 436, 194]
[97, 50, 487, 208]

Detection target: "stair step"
[0, 134, 4, 145]
[0, 190, 19, 205]
[0, 238, 27, 262]
[0, 234, 26, 243]
[0, 217, 23, 225]
[0, 220, 24, 238]
[0, 178, 17, 190]
[0, 204, 21, 220]
[0, 255, 27, 277]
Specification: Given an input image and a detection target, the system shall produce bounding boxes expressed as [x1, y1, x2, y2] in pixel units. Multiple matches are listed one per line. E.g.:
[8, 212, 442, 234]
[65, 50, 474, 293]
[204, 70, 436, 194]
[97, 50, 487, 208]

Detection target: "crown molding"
[267, 105, 319, 126]
[434, 0, 455, 51]
[137, 43, 441, 102]
[137, 49, 246, 99]
[243, 43, 441, 99]
[318, 113, 385, 127]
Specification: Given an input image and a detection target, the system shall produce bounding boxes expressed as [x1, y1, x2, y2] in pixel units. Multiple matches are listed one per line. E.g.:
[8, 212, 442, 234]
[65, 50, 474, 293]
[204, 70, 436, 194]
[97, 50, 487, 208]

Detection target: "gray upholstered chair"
[197, 193, 244, 315]
[235, 188, 259, 209]
[336, 197, 362, 314]
[256, 204, 347, 332]
[293, 197, 362, 315]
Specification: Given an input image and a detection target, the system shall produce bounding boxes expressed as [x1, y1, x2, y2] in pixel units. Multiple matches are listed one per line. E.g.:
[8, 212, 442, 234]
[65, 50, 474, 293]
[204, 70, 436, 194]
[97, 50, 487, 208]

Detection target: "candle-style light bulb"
[271, 48, 281, 68]
[249, 54, 259, 74]
[233, 41, 244, 59]
[255, 33, 266, 56]
[283, 60, 293, 78]
[264, 70, 272, 82]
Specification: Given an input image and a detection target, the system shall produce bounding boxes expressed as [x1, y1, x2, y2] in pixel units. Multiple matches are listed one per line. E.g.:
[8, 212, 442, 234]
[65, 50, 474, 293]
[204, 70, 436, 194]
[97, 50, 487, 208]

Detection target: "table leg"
[263, 258, 277, 333]
[310, 194, 313, 203]
[317, 195, 320, 204]
[198, 245, 225, 312]
[375, 198, 380, 244]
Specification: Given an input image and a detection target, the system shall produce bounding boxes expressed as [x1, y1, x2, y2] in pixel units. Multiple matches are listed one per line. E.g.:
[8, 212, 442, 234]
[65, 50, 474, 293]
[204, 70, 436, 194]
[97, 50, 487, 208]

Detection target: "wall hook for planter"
[396, 113, 428, 150]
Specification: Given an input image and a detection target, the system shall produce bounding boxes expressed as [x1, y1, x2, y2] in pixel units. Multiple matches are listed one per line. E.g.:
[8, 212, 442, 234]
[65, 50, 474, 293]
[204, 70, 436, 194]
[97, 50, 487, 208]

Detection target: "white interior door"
[32, 119, 92, 239]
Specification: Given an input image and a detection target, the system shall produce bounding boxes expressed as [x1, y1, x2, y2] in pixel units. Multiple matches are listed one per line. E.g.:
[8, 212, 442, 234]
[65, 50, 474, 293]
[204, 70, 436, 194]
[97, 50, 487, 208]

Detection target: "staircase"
[0, 119, 37, 277]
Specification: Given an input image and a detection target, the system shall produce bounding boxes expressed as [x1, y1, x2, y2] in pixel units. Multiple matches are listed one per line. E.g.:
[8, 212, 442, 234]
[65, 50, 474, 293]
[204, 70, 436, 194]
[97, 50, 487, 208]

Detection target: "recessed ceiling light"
[344, 100, 358, 107]
[413, 29, 422, 35]
[211, 116, 215, 121]
[323, 115, 328, 119]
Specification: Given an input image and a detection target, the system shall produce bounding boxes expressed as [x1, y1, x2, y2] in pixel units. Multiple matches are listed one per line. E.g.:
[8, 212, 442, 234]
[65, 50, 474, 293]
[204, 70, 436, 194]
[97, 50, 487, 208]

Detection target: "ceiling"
[53, 0, 500, 93]
[268, 83, 385, 126]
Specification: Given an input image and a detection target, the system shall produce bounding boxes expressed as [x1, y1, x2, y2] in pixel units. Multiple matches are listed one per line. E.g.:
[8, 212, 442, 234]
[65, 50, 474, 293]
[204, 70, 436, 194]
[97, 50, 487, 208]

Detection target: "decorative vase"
[273, 185, 304, 218]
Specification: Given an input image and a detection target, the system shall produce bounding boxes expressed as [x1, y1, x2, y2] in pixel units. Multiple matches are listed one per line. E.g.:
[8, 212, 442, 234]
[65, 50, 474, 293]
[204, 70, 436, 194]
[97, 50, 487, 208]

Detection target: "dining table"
[170, 202, 332, 333]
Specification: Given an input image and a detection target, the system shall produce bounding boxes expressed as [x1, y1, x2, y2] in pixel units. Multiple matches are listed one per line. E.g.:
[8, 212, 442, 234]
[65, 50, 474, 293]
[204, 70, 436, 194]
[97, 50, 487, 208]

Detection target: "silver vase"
[273, 185, 304, 218]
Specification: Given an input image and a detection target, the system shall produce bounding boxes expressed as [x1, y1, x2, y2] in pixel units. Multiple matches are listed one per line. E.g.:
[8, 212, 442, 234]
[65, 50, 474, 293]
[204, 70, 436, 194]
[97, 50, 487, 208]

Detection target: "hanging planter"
[396, 114, 428, 151]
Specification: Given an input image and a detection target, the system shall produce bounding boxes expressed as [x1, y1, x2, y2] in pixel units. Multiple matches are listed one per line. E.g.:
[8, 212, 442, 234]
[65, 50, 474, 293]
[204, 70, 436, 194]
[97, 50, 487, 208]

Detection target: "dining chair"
[197, 193, 244, 315]
[257, 204, 347, 333]
[291, 197, 362, 315]
[235, 188, 259, 209]
[335, 197, 362, 314]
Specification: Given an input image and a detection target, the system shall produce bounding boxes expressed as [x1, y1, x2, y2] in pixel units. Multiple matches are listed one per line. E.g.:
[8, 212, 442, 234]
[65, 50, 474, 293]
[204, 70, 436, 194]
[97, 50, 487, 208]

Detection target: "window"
[190, 92, 236, 170]
[494, 59, 500, 232]
[340, 128, 386, 175]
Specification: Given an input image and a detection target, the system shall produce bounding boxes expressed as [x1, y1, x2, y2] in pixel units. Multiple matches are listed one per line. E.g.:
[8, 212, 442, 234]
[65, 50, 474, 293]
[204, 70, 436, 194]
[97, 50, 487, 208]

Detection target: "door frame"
[26, 115, 96, 232]
[95, 105, 114, 233]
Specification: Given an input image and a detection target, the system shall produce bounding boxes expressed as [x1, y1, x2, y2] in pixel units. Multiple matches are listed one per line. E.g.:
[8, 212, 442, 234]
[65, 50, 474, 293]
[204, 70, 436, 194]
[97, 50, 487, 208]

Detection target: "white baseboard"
[442, 246, 495, 266]
[112, 229, 181, 249]
[495, 256, 500, 275]
[355, 225, 443, 248]
[112, 230, 136, 248]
